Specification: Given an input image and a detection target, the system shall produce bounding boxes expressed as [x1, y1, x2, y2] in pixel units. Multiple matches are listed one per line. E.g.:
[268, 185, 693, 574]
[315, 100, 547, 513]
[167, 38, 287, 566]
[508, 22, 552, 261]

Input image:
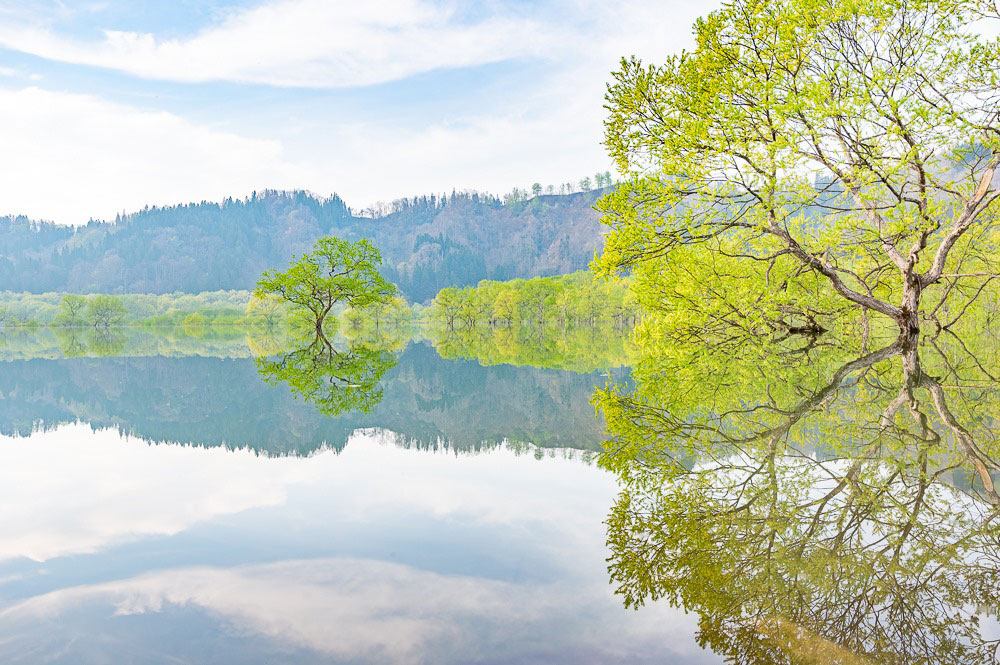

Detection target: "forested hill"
[0, 188, 609, 301]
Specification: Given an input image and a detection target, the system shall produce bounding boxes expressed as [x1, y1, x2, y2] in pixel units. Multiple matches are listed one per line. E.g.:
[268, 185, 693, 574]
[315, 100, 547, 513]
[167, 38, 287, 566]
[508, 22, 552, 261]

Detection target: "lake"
[0, 332, 717, 664]
[0, 327, 997, 663]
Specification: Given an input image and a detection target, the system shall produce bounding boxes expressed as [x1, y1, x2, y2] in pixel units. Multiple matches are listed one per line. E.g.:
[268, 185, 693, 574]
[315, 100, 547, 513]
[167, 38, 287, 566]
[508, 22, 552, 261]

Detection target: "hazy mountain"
[0, 188, 608, 301]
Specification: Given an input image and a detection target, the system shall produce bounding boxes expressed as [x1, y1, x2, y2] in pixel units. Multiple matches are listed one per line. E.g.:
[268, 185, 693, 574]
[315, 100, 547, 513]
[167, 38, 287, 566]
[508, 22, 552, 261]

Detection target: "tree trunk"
[897, 274, 922, 338]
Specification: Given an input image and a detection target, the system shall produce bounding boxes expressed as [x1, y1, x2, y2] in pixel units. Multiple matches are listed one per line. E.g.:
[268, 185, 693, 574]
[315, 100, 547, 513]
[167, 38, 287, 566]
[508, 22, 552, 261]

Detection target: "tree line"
[427, 272, 638, 330]
[356, 172, 616, 218]
[0, 291, 256, 329]
[1, 271, 639, 338]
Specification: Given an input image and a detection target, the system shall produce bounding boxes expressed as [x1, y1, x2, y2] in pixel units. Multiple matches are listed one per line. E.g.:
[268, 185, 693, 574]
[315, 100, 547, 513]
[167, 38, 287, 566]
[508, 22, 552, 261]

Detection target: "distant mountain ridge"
[0, 188, 609, 301]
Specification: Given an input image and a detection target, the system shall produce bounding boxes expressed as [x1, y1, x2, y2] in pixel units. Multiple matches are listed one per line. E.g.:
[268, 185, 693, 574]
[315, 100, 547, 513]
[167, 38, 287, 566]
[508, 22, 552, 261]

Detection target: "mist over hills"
[0, 188, 609, 302]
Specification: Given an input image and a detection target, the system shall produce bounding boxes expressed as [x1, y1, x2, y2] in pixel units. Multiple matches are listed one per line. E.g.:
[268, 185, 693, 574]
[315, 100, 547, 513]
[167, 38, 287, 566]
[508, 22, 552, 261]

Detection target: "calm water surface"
[2, 330, 999, 663]
[0, 339, 715, 664]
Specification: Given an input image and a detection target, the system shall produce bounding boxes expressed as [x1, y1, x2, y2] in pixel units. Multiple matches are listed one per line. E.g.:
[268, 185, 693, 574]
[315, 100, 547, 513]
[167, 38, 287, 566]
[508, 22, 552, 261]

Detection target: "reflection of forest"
[598, 331, 1000, 664]
[0, 324, 636, 375]
[0, 342, 623, 455]
[430, 324, 638, 374]
[0, 327, 257, 360]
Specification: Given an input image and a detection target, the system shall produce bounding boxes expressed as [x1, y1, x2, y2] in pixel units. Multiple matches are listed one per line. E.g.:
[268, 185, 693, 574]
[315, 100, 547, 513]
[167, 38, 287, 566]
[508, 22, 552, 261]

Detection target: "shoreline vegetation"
[0, 270, 637, 333]
[0, 323, 637, 373]
[0, 272, 640, 372]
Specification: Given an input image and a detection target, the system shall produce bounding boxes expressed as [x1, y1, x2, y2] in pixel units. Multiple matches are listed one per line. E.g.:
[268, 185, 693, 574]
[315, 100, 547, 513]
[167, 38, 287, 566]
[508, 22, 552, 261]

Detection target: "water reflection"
[0, 429, 709, 664]
[0, 424, 315, 563]
[597, 332, 1000, 664]
[254, 332, 397, 416]
[55, 327, 128, 357]
[0, 327, 664, 664]
[0, 341, 620, 455]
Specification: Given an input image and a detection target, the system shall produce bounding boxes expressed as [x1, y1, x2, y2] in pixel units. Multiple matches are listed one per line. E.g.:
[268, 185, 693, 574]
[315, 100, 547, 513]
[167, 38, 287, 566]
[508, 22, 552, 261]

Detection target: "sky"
[0, 0, 718, 225]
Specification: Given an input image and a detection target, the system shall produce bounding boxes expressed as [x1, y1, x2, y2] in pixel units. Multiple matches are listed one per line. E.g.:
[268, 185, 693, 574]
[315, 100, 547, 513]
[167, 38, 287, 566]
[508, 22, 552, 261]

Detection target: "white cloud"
[0, 86, 297, 223]
[275, 0, 718, 209]
[0, 81, 603, 225]
[0, 420, 711, 661]
[0, 0, 721, 223]
[0, 0, 712, 90]
[0, 0, 548, 88]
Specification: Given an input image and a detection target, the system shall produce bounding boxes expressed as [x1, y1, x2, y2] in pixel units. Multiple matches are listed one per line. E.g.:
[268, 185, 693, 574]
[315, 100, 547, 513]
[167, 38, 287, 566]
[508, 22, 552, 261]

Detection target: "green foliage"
[255, 236, 396, 334]
[0, 335, 616, 456]
[0, 326, 273, 360]
[254, 335, 398, 417]
[342, 295, 412, 331]
[0, 290, 257, 328]
[598, 0, 1000, 334]
[0, 270, 643, 374]
[84, 327, 127, 356]
[87, 294, 127, 327]
[431, 325, 636, 374]
[181, 312, 208, 337]
[53, 294, 88, 326]
[595, 322, 1000, 663]
[245, 294, 289, 328]
[428, 272, 638, 331]
[243, 234, 406, 419]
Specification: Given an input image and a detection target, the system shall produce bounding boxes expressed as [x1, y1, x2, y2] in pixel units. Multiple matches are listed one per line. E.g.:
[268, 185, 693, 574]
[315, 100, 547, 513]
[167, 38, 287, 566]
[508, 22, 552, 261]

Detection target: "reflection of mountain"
[0, 343, 622, 455]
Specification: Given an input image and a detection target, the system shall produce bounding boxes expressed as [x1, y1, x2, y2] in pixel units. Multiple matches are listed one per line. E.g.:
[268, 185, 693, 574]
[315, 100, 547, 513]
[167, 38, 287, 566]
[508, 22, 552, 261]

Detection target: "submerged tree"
[87, 295, 127, 328]
[245, 294, 287, 329]
[598, 0, 1000, 338]
[255, 236, 396, 338]
[53, 294, 89, 327]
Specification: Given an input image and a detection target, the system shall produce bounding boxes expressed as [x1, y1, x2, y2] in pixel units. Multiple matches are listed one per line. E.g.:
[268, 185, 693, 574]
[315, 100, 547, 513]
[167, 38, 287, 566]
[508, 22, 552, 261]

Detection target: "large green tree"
[597, 0, 1000, 338]
[255, 237, 396, 337]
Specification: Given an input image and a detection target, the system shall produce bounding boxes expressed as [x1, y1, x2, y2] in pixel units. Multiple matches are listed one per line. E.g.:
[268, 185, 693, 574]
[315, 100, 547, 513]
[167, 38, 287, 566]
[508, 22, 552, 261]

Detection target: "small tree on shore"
[246, 294, 285, 328]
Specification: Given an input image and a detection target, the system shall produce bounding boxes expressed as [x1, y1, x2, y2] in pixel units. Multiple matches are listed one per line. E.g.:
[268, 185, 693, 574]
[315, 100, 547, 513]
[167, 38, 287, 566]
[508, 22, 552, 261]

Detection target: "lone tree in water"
[255, 237, 396, 338]
[87, 295, 127, 328]
[597, 0, 1000, 338]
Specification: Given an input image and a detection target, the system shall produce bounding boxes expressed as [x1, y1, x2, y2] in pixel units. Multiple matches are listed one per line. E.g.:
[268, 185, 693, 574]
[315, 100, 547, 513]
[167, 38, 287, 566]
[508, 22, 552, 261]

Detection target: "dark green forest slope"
[0, 188, 608, 301]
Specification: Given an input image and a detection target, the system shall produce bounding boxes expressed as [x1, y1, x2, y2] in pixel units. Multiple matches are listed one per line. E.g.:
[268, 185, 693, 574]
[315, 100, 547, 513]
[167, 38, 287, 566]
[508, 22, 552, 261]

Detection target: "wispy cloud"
[0, 0, 551, 88]
[0, 0, 718, 223]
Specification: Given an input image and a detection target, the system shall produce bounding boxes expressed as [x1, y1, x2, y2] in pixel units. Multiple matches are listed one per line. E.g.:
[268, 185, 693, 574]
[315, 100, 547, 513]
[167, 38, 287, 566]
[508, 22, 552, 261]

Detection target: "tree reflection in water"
[53, 327, 127, 357]
[596, 331, 1000, 664]
[254, 330, 397, 417]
